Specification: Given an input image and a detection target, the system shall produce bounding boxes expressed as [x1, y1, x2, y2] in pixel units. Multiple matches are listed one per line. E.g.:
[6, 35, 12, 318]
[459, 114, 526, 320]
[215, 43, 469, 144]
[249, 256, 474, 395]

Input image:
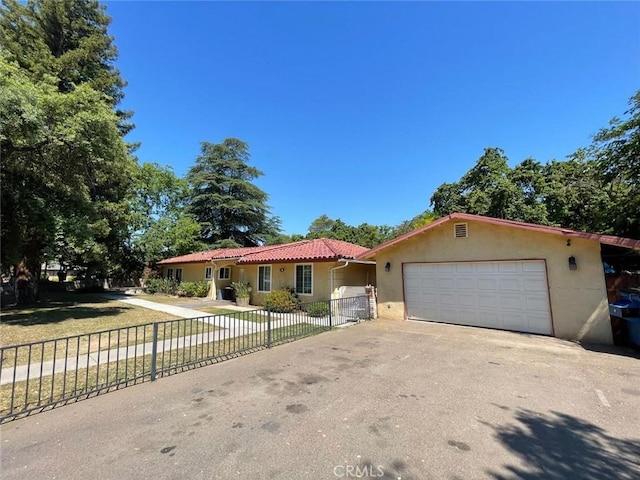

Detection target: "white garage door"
[403, 260, 553, 335]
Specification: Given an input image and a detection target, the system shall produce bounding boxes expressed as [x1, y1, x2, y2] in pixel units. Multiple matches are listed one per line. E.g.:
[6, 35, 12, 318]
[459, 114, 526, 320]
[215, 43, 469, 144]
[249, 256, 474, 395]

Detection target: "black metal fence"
[0, 295, 371, 423]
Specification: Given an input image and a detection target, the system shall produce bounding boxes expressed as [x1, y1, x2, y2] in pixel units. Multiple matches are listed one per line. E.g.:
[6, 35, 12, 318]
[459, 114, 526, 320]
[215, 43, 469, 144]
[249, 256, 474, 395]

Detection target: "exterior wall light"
[279, 267, 285, 272]
[385, 262, 391, 272]
[568, 256, 577, 270]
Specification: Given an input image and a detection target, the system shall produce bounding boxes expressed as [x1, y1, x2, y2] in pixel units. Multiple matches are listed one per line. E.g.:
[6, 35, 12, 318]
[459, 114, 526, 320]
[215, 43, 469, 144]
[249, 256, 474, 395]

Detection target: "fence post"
[329, 299, 333, 329]
[267, 308, 272, 348]
[150, 322, 158, 381]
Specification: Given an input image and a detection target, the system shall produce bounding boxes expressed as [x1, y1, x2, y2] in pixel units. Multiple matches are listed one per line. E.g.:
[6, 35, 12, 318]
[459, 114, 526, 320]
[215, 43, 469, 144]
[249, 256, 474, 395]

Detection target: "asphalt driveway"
[2, 319, 639, 480]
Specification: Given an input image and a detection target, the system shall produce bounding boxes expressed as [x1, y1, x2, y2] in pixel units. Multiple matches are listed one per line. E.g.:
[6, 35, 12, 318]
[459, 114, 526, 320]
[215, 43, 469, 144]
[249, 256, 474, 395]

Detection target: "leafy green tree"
[540, 158, 613, 233]
[307, 214, 336, 237]
[305, 215, 393, 248]
[129, 163, 205, 265]
[431, 148, 555, 226]
[186, 138, 280, 247]
[392, 210, 438, 237]
[264, 233, 305, 245]
[433, 147, 522, 219]
[0, 0, 135, 295]
[577, 91, 640, 238]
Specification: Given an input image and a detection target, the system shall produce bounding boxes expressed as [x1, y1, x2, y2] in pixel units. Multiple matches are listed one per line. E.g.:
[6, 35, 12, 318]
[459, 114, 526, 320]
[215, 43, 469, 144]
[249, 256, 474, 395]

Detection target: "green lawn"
[200, 307, 243, 315]
[200, 308, 271, 323]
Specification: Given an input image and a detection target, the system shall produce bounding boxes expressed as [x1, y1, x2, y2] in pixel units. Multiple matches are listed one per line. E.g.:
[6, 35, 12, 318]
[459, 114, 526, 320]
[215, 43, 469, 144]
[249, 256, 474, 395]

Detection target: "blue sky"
[106, 1, 640, 235]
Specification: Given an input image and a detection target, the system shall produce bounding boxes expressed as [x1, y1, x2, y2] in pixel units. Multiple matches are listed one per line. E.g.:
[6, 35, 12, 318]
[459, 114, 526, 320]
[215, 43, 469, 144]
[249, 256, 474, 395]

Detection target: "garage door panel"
[477, 278, 498, 291]
[475, 263, 497, 273]
[524, 279, 547, 291]
[456, 278, 475, 290]
[500, 295, 527, 309]
[437, 264, 456, 273]
[453, 263, 474, 273]
[526, 296, 549, 310]
[500, 278, 523, 291]
[404, 261, 552, 335]
[498, 263, 519, 273]
[477, 311, 501, 327]
[478, 296, 499, 308]
[438, 278, 456, 289]
[419, 278, 438, 289]
[439, 293, 462, 305]
[456, 294, 478, 307]
[522, 262, 546, 273]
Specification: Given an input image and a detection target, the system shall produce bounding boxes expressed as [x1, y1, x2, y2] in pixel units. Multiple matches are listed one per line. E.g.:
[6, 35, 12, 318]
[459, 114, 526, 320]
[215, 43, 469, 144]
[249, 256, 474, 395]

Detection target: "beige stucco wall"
[160, 261, 375, 304]
[374, 219, 612, 344]
[333, 263, 376, 290]
[159, 262, 237, 297]
[235, 262, 375, 306]
[160, 263, 209, 282]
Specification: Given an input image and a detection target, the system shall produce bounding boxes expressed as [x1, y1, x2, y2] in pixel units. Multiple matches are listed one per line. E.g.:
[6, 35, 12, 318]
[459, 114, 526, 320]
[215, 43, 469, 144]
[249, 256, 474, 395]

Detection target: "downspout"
[210, 262, 217, 299]
[330, 259, 350, 299]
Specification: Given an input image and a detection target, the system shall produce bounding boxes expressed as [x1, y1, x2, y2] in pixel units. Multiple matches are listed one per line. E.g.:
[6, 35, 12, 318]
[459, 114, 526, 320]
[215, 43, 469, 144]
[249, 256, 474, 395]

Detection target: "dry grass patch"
[1, 322, 328, 421]
[0, 294, 179, 348]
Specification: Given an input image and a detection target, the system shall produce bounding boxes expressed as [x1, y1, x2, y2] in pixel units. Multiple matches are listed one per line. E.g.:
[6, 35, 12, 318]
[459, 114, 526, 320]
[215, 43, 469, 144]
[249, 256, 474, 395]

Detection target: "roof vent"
[454, 223, 468, 238]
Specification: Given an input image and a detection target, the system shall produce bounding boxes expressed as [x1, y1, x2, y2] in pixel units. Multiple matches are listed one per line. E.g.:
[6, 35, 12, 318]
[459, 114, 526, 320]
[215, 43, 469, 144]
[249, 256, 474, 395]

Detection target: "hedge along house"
[358, 213, 640, 345]
[157, 238, 376, 305]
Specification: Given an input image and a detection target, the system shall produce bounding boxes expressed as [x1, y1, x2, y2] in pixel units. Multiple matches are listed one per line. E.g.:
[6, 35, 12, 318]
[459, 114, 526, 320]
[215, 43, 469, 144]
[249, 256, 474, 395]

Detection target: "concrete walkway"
[104, 294, 252, 319]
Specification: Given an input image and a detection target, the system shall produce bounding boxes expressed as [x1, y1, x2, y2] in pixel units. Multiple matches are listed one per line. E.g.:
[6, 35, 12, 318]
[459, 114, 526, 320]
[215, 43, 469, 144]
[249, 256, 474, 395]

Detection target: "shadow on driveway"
[486, 409, 640, 480]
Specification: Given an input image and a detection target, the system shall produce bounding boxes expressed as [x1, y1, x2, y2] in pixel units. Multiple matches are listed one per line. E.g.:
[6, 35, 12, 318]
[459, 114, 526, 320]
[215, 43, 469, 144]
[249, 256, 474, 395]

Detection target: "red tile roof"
[157, 245, 278, 265]
[237, 238, 368, 264]
[358, 212, 640, 259]
[157, 239, 368, 265]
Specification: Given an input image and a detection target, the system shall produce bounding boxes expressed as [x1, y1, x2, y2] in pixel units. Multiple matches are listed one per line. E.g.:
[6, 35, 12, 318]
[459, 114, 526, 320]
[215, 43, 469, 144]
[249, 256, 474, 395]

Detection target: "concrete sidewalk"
[105, 295, 226, 319]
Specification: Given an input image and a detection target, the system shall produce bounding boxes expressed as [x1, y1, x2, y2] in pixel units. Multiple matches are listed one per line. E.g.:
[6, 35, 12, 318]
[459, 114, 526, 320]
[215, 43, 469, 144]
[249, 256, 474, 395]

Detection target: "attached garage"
[403, 260, 553, 335]
[359, 213, 640, 345]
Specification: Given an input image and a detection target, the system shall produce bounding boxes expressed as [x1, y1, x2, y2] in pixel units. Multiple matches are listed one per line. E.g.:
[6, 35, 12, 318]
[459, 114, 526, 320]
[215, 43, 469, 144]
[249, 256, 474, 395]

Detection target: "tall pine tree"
[186, 139, 280, 247]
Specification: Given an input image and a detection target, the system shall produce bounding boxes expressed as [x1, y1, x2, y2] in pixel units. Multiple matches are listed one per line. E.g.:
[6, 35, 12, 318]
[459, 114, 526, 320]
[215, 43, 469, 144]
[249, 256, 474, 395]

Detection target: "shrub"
[231, 282, 252, 299]
[264, 288, 299, 313]
[144, 278, 179, 295]
[306, 301, 330, 317]
[178, 281, 210, 298]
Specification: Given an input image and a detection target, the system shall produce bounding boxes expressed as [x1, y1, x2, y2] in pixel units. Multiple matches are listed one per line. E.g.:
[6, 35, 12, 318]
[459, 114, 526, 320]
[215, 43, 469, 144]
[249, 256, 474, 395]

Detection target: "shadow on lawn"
[0, 293, 128, 326]
[486, 409, 640, 480]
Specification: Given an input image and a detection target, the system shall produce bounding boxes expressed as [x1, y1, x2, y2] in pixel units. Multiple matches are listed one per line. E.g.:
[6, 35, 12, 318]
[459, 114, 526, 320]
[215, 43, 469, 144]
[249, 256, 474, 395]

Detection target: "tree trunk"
[15, 259, 38, 306]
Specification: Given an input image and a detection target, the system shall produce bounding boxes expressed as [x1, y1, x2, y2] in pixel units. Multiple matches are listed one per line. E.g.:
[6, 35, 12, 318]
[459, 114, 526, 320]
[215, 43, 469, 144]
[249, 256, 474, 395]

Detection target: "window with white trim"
[258, 265, 272, 292]
[205, 267, 213, 280]
[167, 268, 174, 280]
[295, 264, 313, 295]
[219, 267, 231, 280]
[175, 268, 183, 282]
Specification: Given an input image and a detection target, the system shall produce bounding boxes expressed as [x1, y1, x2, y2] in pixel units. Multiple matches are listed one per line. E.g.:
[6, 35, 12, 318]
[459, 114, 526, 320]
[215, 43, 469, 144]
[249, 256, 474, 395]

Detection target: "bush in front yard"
[264, 288, 299, 313]
[306, 301, 330, 317]
[178, 281, 210, 297]
[143, 278, 179, 295]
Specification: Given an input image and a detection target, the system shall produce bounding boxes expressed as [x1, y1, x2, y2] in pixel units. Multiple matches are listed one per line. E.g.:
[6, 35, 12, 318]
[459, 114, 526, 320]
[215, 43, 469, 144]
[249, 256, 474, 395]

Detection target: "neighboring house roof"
[158, 238, 369, 266]
[358, 212, 640, 259]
